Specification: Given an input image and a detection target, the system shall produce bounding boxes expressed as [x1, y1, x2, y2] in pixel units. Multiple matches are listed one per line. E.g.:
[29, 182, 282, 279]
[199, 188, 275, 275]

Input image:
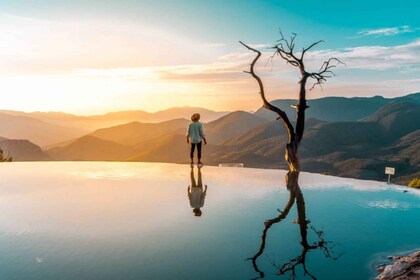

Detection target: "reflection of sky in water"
[0, 162, 419, 280]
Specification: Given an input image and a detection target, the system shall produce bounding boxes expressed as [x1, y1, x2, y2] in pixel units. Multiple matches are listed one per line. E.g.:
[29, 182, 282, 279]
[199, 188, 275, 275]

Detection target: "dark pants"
[190, 141, 202, 160]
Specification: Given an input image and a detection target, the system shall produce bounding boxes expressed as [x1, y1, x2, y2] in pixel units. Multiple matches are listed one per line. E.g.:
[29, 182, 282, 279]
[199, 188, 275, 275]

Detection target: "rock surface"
[376, 251, 420, 279]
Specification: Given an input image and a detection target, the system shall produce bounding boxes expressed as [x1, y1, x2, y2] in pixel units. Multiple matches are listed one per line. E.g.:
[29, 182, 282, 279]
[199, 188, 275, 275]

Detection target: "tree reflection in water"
[249, 171, 343, 279]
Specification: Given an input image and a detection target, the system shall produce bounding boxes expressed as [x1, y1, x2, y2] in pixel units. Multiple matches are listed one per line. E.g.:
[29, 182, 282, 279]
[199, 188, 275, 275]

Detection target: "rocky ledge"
[376, 251, 420, 280]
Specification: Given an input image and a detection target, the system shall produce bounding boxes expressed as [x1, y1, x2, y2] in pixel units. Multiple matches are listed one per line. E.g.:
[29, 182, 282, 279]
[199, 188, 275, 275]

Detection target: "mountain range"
[254, 92, 420, 121]
[1, 92, 419, 184]
[0, 106, 228, 136]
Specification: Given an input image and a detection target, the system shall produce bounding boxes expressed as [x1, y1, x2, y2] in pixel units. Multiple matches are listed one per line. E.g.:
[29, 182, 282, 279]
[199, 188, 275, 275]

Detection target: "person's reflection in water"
[187, 166, 207, 217]
[249, 171, 342, 279]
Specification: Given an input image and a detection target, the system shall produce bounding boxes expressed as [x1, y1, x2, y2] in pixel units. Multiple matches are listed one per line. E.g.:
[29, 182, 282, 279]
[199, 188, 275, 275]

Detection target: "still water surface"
[0, 162, 419, 279]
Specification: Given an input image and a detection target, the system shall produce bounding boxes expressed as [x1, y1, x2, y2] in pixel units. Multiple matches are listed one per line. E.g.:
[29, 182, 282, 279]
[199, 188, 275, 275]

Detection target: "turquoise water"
[0, 162, 419, 279]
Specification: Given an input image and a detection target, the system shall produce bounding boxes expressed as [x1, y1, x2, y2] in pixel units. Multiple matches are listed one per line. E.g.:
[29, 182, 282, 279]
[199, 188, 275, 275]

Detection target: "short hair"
[191, 113, 200, 122]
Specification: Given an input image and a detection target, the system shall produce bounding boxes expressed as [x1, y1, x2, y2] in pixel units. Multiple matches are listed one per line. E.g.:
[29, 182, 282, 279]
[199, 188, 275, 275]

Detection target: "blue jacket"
[187, 122, 205, 144]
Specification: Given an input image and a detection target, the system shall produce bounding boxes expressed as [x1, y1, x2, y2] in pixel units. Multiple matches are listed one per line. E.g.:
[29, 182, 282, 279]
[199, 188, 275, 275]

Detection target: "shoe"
[197, 162, 204, 167]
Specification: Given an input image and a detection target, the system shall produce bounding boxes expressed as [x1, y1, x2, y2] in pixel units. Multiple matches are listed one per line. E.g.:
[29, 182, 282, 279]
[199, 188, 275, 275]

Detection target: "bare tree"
[249, 171, 342, 279]
[240, 32, 343, 171]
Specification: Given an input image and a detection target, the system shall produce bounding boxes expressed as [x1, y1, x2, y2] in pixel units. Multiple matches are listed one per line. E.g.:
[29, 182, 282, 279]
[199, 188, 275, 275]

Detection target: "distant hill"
[0, 113, 87, 147]
[0, 138, 51, 161]
[394, 92, 420, 103]
[151, 107, 228, 123]
[363, 102, 420, 139]
[254, 93, 420, 122]
[392, 131, 420, 167]
[45, 111, 260, 161]
[89, 118, 190, 146]
[128, 132, 224, 164]
[128, 133, 191, 163]
[75, 107, 226, 130]
[205, 111, 268, 144]
[223, 118, 325, 150]
[0, 106, 228, 132]
[47, 135, 134, 161]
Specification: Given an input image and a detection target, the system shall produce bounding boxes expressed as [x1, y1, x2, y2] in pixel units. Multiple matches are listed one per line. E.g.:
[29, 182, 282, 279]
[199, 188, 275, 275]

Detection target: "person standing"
[186, 113, 207, 166]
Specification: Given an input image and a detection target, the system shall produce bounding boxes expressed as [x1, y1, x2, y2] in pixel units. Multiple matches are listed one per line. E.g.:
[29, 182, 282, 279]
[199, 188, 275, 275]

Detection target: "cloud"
[247, 43, 272, 49]
[0, 13, 219, 75]
[73, 62, 249, 85]
[74, 39, 420, 91]
[7, 28, 418, 114]
[306, 40, 420, 71]
[68, 36, 420, 102]
[356, 25, 416, 37]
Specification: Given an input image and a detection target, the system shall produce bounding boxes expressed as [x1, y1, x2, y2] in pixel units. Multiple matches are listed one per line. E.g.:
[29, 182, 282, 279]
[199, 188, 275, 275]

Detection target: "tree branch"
[307, 57, 345, 90]
[274, 30, 303, 70]
[301, 40, 323, 60]
[239, 41, 295, 143]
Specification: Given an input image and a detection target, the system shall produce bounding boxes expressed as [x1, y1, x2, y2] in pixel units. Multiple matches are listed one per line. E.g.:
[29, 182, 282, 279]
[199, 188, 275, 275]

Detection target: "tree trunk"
[285, 142, 300, 171]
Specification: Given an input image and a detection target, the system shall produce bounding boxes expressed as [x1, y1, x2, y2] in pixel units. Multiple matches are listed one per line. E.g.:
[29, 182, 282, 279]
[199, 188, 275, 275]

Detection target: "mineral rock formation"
[376, 251, 420, 280]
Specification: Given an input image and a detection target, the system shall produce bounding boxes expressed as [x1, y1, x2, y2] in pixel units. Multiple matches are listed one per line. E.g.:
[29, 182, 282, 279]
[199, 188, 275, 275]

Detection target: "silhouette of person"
[187, 166, 207, 217]
[186, 113, 207, 166]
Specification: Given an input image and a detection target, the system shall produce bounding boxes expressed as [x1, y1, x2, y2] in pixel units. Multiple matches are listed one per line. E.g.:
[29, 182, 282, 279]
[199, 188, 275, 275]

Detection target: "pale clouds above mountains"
[307, 40, 420, 71]
[356, 25, 417, 37]
[0, 10, 418, 113]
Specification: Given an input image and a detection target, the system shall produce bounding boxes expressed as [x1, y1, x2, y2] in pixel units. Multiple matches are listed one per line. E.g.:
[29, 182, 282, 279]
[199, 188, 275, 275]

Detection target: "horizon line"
[0, 91, 417, 117]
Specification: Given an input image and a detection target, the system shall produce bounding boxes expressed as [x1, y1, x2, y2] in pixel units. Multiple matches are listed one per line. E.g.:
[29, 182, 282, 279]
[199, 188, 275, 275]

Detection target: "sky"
[0, 0, 419, 114]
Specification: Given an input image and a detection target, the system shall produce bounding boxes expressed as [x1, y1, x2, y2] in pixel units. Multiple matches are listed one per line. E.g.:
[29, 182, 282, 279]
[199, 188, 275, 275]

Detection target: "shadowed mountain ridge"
[0, 138, 51, 161]
[254, 93, 420, 122]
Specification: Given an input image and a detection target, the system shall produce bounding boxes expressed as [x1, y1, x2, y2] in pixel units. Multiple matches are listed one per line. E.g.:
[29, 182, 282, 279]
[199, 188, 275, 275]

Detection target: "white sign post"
[385, 167, 395, 183]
